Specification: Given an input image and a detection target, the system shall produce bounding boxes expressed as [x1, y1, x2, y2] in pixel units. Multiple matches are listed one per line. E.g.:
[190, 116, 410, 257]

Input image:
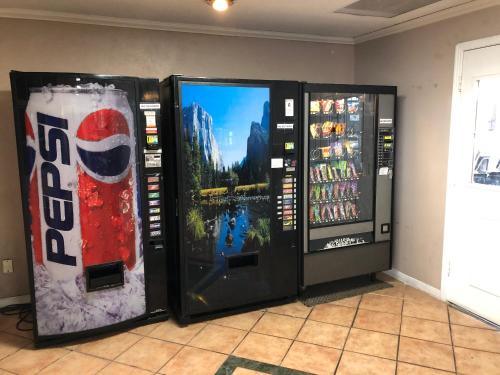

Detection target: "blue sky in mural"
[181, 83, 270, 167]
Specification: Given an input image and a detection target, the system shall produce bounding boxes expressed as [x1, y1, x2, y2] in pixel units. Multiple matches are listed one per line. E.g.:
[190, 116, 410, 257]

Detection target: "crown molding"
[354, 0, 499, 44]
[0, 8, 355, 45]
[0, 1, 498, 46]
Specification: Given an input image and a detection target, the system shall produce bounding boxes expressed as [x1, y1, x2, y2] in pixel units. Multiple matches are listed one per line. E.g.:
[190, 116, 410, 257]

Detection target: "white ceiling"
[0, 0, 497, 43]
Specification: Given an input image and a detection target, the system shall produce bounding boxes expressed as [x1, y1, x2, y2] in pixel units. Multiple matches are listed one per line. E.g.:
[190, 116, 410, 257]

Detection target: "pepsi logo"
[76, 109, 132, 183]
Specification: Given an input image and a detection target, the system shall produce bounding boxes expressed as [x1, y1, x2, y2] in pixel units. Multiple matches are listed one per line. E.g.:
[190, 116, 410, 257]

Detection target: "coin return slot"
[85, 261, 124, 292]
[226, 252, 259, 269]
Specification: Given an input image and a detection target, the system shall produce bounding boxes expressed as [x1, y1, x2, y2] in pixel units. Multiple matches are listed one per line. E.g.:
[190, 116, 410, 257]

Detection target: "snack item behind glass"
[320, 146, 331, 159]
[310, 123, 321, 139]
[321, 121, 334, 137]
[334, 122, 346, 136]
[335, 99, 345, 114]
[321, 184, 327, 200]
[320, 204, 327, 221]
[350, 181, 358, 196]
[349, 161, 358, 178]
[326, 204, 334, 221]
[326, 164, 334, 180]
[339, 182, 346, 198]
[333, 203, 340, 220]
[313, 205, 321, 222]
[351, 202, 358, 217]
[310, 100, 320, 114]
[344, 201, 352, 220]
[338, 160, 348, 178]
[315, 165, 321, 181]
[339, 201, 346, 220]
[320, 164, 328, 181]
[332, 141, 343, 157]
[344, 140, 353, 156]
[347, 97, 360, 114]
[326, 183, 333, 200]
[333, 182, 339, 199]
[320, 99, 334, 113]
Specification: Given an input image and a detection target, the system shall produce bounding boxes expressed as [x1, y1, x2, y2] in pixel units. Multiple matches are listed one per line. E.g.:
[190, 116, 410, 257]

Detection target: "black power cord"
[0, 303, 33, 332]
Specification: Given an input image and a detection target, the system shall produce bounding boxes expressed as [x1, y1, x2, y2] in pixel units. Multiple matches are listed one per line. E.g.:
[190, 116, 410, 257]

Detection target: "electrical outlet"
[2, 259, 13, 273]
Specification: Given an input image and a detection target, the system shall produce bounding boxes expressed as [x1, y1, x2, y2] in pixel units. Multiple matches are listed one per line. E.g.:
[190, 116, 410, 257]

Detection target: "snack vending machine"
[302, 84, 396, 288]
[161, 76, 300, 322]
[10, 71, 168, 346]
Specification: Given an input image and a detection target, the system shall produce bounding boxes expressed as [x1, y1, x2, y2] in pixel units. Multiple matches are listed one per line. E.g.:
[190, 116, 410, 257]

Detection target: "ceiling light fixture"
[206, 0, 234, 12]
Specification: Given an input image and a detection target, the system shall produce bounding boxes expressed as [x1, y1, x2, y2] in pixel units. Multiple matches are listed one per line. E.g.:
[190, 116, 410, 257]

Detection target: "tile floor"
[0, 275, 499, 374]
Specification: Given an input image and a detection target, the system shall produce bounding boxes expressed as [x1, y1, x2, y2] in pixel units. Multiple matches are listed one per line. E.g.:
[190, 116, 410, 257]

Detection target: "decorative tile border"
[215, 356, 313, 375]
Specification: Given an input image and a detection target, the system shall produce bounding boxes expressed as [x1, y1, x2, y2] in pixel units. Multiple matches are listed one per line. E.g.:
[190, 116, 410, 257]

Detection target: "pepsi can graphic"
[25, 84, 145, 335]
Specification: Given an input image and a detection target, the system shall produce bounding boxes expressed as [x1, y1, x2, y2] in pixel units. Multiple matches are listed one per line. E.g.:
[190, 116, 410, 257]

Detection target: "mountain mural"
[239, 101, 270, 184]
[260, 101, 270, 136]
[183, 103, 223, 170]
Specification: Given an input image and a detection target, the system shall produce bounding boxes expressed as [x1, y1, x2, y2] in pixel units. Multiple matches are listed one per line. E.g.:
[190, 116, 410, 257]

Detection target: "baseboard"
[0, 294, 31, 309]
[383, 269, 442, 300]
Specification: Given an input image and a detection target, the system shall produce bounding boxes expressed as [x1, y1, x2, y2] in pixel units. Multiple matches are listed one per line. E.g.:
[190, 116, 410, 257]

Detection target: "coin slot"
[381, 223, 391, 234]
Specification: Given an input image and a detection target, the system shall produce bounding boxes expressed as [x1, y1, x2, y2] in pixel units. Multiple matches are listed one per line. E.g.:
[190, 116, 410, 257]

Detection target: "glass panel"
[179, 82, 271, 309]
[472, 77, 500, 186]
[309, 93, 375, 227]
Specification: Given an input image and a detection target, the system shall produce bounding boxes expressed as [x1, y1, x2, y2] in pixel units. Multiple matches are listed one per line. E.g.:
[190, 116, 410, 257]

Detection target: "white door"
[443, 39, 500, 325]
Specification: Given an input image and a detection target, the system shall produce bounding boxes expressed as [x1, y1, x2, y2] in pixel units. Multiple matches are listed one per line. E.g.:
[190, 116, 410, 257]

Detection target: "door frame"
[441, 34, 500, 301]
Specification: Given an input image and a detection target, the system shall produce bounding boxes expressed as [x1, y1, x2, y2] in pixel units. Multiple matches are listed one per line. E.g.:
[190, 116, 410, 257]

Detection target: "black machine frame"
[10, 71, 169, 347]
[161, 75, 302, 323]
[300, 83, 397, 289]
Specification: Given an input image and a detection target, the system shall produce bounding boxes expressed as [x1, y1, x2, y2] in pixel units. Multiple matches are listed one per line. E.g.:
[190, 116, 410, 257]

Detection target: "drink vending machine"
[10, 71, 168, 346]
[161, 76, 300, 322]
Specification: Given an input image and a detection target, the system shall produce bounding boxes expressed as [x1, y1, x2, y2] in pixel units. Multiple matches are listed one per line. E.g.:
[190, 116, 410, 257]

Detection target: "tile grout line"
[153, 322, 209, 373]
[394, 295, 405, 375]
[33, 347, 73, 375]
[155, 343, 191, 374]
[114, 329, 184, 374]
[185, 322, 209, 346]
[83, 331, 144, 362]
[73, 332, 145, 366]
[447, 306, 459, 375]
[277, 303, 313, 367]
[397, 359, 461, 374]
[332, 297, 361, 374]
[229, 309, 267, 357]
[96, 361, 115, 374]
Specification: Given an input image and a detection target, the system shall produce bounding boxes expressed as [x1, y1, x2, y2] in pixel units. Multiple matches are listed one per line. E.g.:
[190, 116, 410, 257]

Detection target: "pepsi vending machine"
[10, 71, 168, 346]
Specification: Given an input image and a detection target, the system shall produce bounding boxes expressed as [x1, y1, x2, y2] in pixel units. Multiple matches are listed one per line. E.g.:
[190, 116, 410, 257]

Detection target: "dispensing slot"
[226, 252, 259, 269]
[86, 261, 124, 292]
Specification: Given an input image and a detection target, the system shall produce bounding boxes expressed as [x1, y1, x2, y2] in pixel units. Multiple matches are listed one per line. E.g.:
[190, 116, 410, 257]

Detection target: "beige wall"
[355, 6, 500, 289]
[0, 18, 354, 298]
[4, 6, 500, 298]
